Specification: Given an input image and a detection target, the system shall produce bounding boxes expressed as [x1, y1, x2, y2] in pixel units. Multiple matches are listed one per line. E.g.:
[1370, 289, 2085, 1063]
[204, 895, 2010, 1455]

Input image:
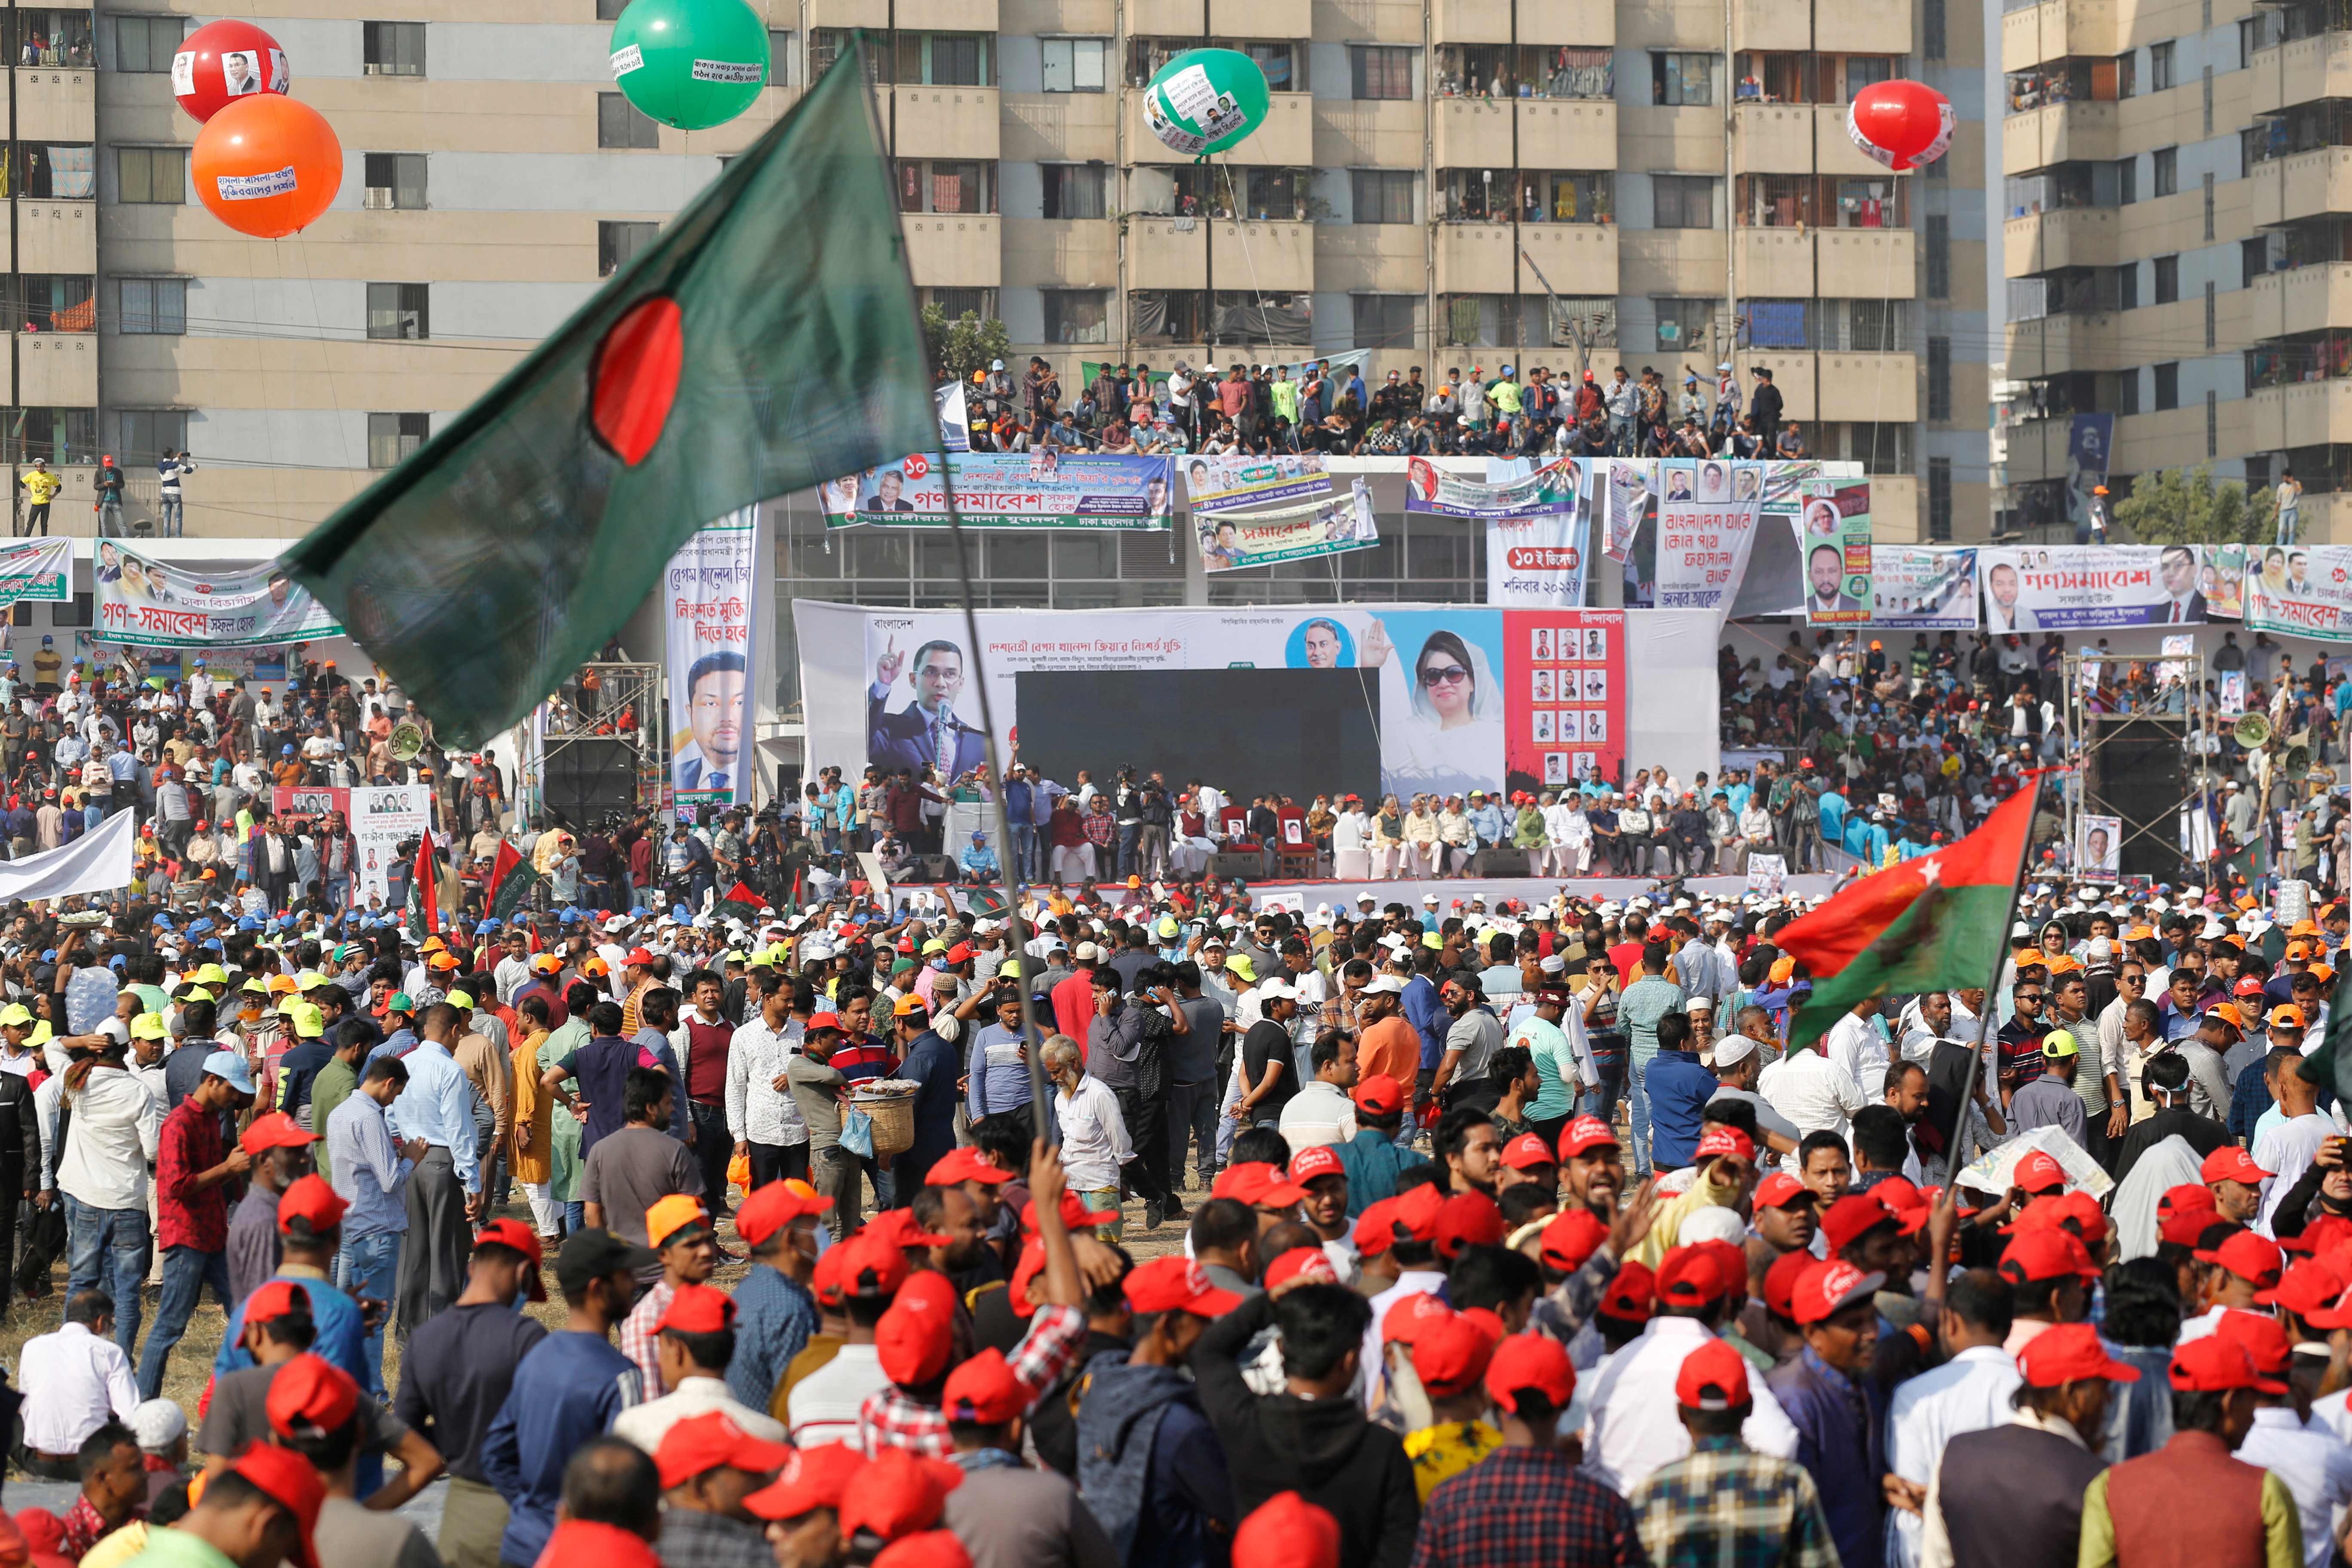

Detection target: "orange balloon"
[191, 94, 341, 239]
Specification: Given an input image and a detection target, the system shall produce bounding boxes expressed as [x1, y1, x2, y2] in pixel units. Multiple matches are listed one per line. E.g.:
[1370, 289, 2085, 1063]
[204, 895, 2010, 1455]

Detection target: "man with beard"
[1528, 1115, 1657, 1341]
[1435, 1106, 1501, 1198]
[1880, 1063, 1931, 1184]
[1289, 1144, 1359, 1285]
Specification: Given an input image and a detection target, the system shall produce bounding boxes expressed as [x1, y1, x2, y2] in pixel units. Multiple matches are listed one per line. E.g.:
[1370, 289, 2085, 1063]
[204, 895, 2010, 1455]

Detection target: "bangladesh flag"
[284, 38, 933, 747]
[1775, 775, 2043, 1050]
[487, 842, 541, 923]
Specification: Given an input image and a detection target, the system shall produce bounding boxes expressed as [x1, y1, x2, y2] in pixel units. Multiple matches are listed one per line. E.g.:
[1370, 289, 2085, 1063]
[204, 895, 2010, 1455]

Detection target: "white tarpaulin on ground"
[0, 810, 135, 903]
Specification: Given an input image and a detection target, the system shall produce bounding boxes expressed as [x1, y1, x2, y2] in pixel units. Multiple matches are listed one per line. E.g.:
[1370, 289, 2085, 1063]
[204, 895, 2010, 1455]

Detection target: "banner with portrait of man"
[93, 541, 341, 647]
[1977, 545, 2211, 630]
[665, 508, 761, 815]
[2076, 813, 2121, 878]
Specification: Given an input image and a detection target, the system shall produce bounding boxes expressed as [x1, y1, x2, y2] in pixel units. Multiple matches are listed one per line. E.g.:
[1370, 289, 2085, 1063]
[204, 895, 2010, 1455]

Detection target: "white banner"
[0, 809, 134, 903]
[1978, 545, 2211, 629]
[1602, 459, 1651, 563]
[1182, 453, 1332, 514]
[1483, 458, 1588, 609]
[1654, 459, 1766, 623]
[1859, 545, 1978, 630]
[93, 542, 342, 648]
[666, 509, 760, 815]
[2076, 813, 2120, 878]
[2244, 544, 2352, 642]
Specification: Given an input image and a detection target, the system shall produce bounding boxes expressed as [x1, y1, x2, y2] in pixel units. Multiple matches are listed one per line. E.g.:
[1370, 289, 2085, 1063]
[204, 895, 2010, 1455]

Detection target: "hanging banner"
[1199, 478, 1378, 573]
[1800, 482, 1874, 625]
[818, 451, 1173, 530]
[1760, 461, 1826, 514]
[93, 542, 341, 647]
[1654, 459, 1765, 619]
[935, 382, 970, 453]
[2065, 413, 2113, 538]
[1504, 609, 1625, 790]
[2077, 813, 2121, 878]
[1182, 453, 1332, 514]
[1853, 545, 1978, 629]
[2206, 542, 2248, 620]
[2244, 543, 2352, 641]
[1602, 459, 1651, 564]
[1483, 459, 1589, 609]
[1978, 545, 2210, 629]
[271, 783, 433, 907]
[0, 538, 70, 606]
[1404, 456, 1578, 521]
[0, 808, 133, 902]
[666, 508, 760, 815]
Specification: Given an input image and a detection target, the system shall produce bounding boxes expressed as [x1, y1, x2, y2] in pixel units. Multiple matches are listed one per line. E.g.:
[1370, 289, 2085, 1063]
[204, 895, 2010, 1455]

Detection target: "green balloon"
[1143, 47, 1270, 157]
[609, 0, 768, 131]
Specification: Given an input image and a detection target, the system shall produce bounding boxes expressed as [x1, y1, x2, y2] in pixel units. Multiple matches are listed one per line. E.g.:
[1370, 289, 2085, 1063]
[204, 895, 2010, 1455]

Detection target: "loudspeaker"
[542, 739, 638, 828]
[2091, 715, 2185, 879]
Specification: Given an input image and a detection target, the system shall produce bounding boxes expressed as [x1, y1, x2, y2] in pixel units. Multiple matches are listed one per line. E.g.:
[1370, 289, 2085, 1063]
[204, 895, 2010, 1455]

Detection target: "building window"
[598, 93, 661, 149]
[1353, 294, 1418, 350]
[1041, 37, 1107, 92]
[2241, 17, 2257, 67]
[1654, 175, 1717, 229]
[115, 277, 185, 335]
[9, 276, 92, 332]
[2206, 389, 2217, 456]
[368, 412, 429, 468]
[362, 152, 426, 210]
[2153, 146, 2177, 196]
[1351, 45, 1412, 99]
[2153, 254, 2179, 303]
[1925, 214, 1950, 298]
[894, 32, 992, 86]
[2153, 361, 2178, 410]
[1928, 456, 1952, 540]
[923, 287, 994, 319]
[1925, 0, 1946, 59]
[365, 282, 428, 340]
[1653, 298, 1715, 353]
[1927, 336, 1951, 420]
[362, 20, 425, 76]
[113, 15, 184, 72]
[116, 408, 186, 462]
[1043, 289, 1109, 344]
[2118, 263, 2139, 309]
[2205, 280, 2216, 348]
[2150, 40, 2174, 90]
[896, 160, 995, 214]
[2116, 157, 2137, 205]
[115, 147, 184, 204]
[811, 29, 885, 83]
[596, 0, 625, 17]
[597, 220, 658, 276]
[1351, 169, 1414, 224]
[2203, 171, 2215, 239]
[2244, 236, 2269, 285]
[1652, 52, 1713, 105]
[1042, 163, 1107, 220]
[3, 409, 95, 464]
[766, 31, 790, 82]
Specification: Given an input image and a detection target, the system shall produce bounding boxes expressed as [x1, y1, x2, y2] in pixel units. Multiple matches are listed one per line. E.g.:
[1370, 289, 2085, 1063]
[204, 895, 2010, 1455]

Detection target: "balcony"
[891, 86, 999, 162]
[1314, 98, 1424, 167]
[1816, 107, 1908, 176]
[2003, 100, 2119, 176]
[1128, 0, 1203, 30]
[1734, 0, 1810, 52]
[1517, 99, 1615, 166]
[1737, 227, 1814, 295]
[1522, 0, 1612, 43]
[2004, 207, 2121, 275]
[2001, 0, 2122, 73]
[897, 0, 996, 24]
[1868, 473, 1921, 539]
[1433, 0, 1511, 41]
[1438, 222, 1520, 293]
[2250, 378, 2352, 448]
[1816, 352, 1917, 420]
[1735, 104, 1815, 174]
[2251, 147, 2352, 228]
[1734, 350, 1815, 420]
[2252, 262, 2352, 338]
[1816, 227, 1915, 296]
[1124, 88, 1311, 164]
[16, 202, 92, 274]
[900, 213, 1001, 287]
[1434, 97, 1516, 166]
[1002, 217, 1115, 288]
[1210, 219, 1314, 291]
[808, 0, 887, 27]
[1816, 0, 1912, 56]
[1517, 220, 1617, 293]
[1314, 221, 1425, 293]
[2250, 34, 2352, 117]
[2004, 310, 2128, 374]
[1001, 90, 1117, 162]
[1128, 217, 1208, 290]
[16, 331, 92, 406]
[1210, 0, 1308, 32]
[13, 65, 88, 143]
[1620, 227, 1726, 295]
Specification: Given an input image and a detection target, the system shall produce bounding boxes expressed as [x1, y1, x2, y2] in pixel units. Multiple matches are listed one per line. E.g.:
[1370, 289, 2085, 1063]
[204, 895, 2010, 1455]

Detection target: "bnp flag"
[284, 38, 934, 747]
[485, 840, 540, 923]
[1775, 775, 2043, 1049]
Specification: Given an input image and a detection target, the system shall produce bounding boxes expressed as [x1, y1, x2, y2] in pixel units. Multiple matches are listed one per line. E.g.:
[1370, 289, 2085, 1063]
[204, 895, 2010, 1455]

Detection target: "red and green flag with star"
[1775, 775, 2043, 1048]
[285, 37, 933, 748]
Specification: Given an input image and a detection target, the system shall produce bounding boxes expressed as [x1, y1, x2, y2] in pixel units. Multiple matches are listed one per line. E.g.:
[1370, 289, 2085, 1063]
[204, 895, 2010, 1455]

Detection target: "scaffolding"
[527, 662, 665, 824]
[2061, 652, 2209, 883]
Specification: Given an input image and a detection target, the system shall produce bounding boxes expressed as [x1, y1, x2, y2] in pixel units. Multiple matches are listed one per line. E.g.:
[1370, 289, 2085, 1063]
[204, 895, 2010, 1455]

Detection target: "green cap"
[389, 992, 414, 1012]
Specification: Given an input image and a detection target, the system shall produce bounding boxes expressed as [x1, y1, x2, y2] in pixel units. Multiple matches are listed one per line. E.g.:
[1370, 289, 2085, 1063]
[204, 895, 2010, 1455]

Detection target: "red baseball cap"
[734, 1179, 830, 1250]
[941, 1348, 1027, 1426]
[1381, 1292, 1455, 1346]
[1764, 1250, 1814, 1320]
[2000, 1229, 2103, 1286]
[1353, 1197, 1402, 1257]
[624, 947, 658, 967]
[1500, 1132, 1558, 1171]
[832, 1231, 911, 1302]
[265, 1354, 358, 1441]
[1233, 1492, 1341, 1568]
[2203, 1147, 2275, 1186]
[742, 1439, 866, 1520]
[239, 1111, 318, 1155]
[2162, 1207, 2227, 1249]
[2169, 1335, 2287, 1394]
[2263, 1259, 2346, 1317]
[2217, 1308, 2296, 1375]
[864, 1209, 953, 1251]
[1351, 1074, 1406, 1116]
[1435, 1192, 1506, 1260]
[806, 1011, 845, 1035]
[1485, 1332, 1577, 1414]
[1657, 1243, 1735, 1308]
[1124, 1256, 1244, 1317]
[1821, 1191, 1920, 1254]
[657, 1283, 737, 1336]
[1674, 1337, 1752, 1410]
[876, 1272, 958, 1387]
[470, 1218, 548, 1301]
[652, 1410, 794, 1490]
[1413, 1311, 1498, 1397]
[1212, 1162, 1308, 1211]
[2015, 1322, 2142, 1387]
[2286, 1216, 2352, 1258]
[1375, 1182, 1446, 1246]
[924, 1148, 1012, 1188]
[1791, 1259, 1884, 1324]
[1754, 1173, 1815, 1211]
[1288, 1145, 1344, 1186]
[1263, 1246, 1341, 1290]
[1557, 1115, 1619, 1158]
[1538, 1208, 1609, 1275]
[837, 1449, 964, 1543]
[2012, 1151, 2069, 1195]
[1596, 1259, 1656, 1323]
[276, 1175, 348, 1239]
[224, 1442, 324, 1568]
[1693, 1126, 1755, 1164]
[2194, 1230, 2285, 1292]
[243, 1278, 311, 1327]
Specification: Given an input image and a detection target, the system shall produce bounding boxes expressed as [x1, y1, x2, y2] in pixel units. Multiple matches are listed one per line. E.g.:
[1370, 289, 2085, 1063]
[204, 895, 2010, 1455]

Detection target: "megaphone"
[2236, 713, 2273, 748]
[2286, 744, 2312, 778]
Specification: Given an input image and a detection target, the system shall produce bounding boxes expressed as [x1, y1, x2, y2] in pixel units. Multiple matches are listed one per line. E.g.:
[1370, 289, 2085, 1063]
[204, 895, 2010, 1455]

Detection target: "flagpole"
[1934, 768, 2048, 1209]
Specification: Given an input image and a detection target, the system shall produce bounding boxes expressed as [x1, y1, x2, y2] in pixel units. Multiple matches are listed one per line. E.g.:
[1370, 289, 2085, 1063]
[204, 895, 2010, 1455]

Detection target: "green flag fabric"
[285, 39, 932, 747]
[488, 862, 542, 924]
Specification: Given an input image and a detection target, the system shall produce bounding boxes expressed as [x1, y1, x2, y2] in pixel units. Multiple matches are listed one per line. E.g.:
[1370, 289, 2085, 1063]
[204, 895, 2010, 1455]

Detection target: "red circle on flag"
[590, 296, 684, 467]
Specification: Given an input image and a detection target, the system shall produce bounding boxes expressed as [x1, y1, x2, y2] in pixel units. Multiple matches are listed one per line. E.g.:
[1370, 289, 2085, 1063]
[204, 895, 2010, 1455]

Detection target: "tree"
[2111, 462, 2275, 546]
[922, 306, 1012, 385]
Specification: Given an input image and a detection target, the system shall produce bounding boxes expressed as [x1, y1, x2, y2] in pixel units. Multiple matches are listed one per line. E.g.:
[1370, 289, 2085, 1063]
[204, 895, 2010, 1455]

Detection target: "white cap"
[1075, 942, 1100, 962]
[1258, 979, 1297, 1001]
[1712, 1033, 1759, 1067]
[1678, 1206, 1752, 1246]
[1538, 954, 1566, 974]
[131, 1397, 188, 1453]
[1422, 893, 1440, 906]
[1363, 974, 1406, 995]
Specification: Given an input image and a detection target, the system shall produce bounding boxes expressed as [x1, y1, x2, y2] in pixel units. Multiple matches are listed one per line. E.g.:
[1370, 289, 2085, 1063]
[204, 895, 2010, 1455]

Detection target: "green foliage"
[922, 306, 1013, 386]
[2111, 463, 2276, 546]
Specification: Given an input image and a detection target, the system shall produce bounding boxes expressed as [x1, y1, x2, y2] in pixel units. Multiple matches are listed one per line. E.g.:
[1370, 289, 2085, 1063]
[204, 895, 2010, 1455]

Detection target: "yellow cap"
[130, 1014, 167, 1041]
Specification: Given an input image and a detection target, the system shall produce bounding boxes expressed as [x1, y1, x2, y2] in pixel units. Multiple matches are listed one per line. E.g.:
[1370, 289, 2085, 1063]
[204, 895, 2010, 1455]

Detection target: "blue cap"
[38, 949, 54, 962]
[106, 954, 125, 969]
[202, 938, 224, 952]
[201, 1050, 255, 1095]
[236, 916, 261, 932]
[475, 920, 499, 935]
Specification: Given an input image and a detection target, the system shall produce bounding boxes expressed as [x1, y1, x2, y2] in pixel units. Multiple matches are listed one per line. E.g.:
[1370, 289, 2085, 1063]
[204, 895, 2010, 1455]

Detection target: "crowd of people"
[0, 826, 2349, 1568]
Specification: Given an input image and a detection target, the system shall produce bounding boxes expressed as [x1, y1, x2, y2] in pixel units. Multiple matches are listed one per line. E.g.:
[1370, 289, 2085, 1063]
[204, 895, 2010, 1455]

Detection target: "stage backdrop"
[796, 601, 1718, 804]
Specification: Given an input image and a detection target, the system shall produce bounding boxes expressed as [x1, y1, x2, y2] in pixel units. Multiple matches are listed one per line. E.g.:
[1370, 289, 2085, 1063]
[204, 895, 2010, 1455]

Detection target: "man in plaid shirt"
[1629, 1337, 1840, 1568]
[618, 1194, 720, 1397]
[857, 1140, 1090, 1456]
[1413, 1332, 1647, 1568]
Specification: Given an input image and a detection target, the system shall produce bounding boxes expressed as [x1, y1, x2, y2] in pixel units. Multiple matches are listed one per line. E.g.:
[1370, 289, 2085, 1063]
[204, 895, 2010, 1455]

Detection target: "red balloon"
[1846, 79, 1955, 172]
[172, 19, 288, 124]
[193, 95, 342, 239]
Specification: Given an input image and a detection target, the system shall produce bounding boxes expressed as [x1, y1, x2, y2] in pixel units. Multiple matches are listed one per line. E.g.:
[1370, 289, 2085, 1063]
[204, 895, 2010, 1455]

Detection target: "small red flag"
[413, 825, 441, 937]
[484, 840, 523, 905]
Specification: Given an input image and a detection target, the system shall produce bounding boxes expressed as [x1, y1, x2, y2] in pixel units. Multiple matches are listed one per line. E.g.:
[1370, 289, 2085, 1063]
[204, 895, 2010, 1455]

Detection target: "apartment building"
[2, 0, 1983, 546]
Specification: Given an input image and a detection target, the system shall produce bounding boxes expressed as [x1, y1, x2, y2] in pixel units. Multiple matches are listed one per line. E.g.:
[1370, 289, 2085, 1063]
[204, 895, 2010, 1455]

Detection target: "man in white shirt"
[2253, 1042, 2333, 1237]
[1883, 1272, 2020, 1568]
[610, 1283, 788, 1452]
[2233, 1323, 2352, 1568]
[1277, 1032, 1358, 1153]
[1822, 998, 1890, 1095]
[1758, 1041, 1873, 1141]
[15, 1289, 141, 1477]
[784, 1232, 897, 1448]
[1043, 1034, 1130, 1217]
[49, 1033, 163, 1362]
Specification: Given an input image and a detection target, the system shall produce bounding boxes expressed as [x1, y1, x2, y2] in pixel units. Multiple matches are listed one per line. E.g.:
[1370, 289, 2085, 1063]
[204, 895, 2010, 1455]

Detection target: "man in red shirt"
[141, 1048, 255, 1399]
[1050, 944, 1099, 1048]
[677, 968, 735, 1219]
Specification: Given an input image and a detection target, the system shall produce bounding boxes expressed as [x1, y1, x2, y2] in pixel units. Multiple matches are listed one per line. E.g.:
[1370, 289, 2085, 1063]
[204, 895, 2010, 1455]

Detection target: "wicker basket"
[855, 1091, 916, 1160]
